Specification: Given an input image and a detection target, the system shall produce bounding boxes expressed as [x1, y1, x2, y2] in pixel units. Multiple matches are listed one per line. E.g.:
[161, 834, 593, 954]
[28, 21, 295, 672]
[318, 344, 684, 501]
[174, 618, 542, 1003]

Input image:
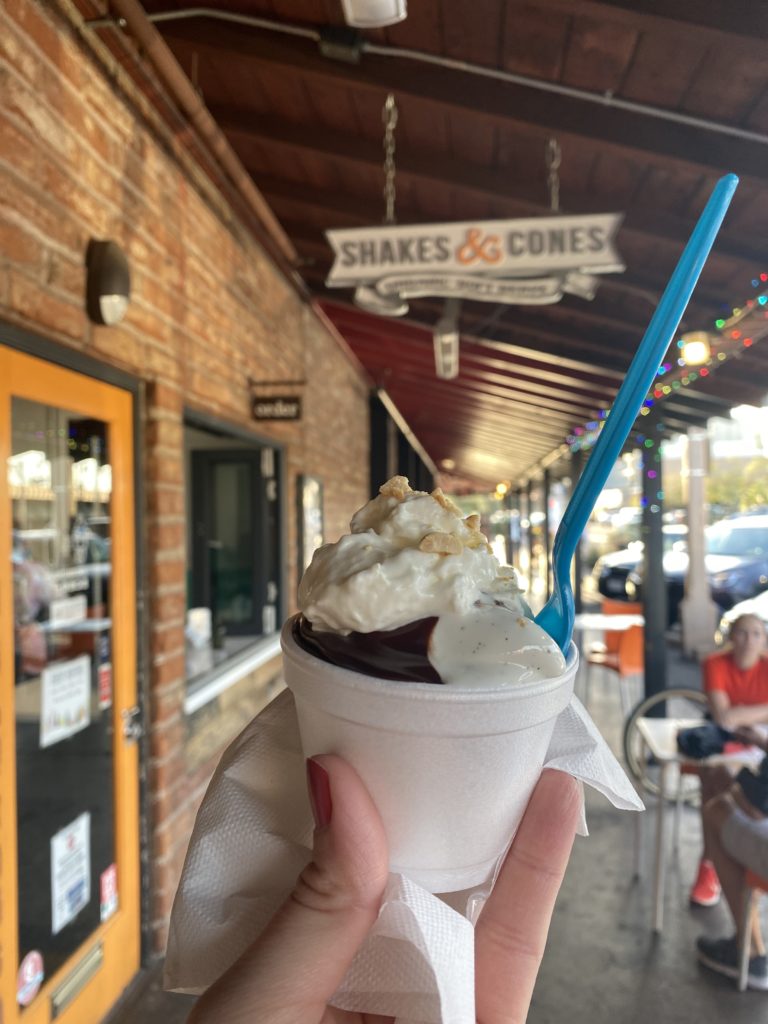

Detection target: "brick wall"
[0, 0, 369, 962]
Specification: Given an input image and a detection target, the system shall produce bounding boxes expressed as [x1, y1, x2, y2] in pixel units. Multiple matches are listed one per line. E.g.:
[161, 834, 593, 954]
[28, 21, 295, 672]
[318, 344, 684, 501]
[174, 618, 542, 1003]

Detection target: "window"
[184, 420, 281, 690]
[707, 523, 767, 558]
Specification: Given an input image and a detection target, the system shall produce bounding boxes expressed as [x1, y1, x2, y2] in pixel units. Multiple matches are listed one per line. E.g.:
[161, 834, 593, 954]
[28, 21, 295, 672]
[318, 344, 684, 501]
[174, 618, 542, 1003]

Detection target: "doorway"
[0, 347, 140, 1023]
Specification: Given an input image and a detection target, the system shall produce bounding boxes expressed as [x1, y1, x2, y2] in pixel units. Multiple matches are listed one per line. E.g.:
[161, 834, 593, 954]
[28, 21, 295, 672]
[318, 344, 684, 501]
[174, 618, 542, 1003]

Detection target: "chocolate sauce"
[295, 615, 444, 684]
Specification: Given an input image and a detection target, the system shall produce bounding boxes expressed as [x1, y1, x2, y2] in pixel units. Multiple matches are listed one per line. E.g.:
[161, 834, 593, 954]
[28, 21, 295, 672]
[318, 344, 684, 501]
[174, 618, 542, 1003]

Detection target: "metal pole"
[680, 427, 719, 657]
[369, 392, 390, 498]
[641, 431, 668, 701]
[570, 449, 585, 614]
[542, 468, 551, 597]
[511, 489, 523, 568]
[525, 479, 534, 594]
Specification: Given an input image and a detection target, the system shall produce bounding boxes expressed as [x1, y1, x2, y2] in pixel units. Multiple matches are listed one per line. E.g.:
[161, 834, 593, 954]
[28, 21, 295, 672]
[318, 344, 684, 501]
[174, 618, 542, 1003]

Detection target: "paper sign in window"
[49, 594, 87, 628]
[40, 655, 91, 749]
[51, 813, 91, 935]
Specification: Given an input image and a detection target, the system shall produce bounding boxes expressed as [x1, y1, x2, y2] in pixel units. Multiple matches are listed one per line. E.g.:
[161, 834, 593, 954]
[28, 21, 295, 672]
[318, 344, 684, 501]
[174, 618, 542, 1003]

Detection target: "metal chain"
[546, 137, 561, 213]
[382, 93, 398, 224]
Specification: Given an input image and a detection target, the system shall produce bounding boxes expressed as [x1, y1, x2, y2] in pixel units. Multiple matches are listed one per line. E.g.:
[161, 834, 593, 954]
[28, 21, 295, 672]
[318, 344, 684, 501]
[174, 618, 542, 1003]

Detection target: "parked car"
[716, 588, 768, 644]
[592, 524, 688, 603]
[595, 515, 768, 624]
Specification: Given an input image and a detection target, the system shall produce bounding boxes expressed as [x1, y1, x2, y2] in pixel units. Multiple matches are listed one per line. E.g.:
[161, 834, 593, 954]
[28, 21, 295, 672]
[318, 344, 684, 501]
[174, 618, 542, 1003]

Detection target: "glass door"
[0, 348, 139, 1024]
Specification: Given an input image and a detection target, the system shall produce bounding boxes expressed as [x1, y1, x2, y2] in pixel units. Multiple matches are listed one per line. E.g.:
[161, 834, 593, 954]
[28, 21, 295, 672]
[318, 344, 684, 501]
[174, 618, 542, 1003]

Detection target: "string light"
[566, 273, 768, 454]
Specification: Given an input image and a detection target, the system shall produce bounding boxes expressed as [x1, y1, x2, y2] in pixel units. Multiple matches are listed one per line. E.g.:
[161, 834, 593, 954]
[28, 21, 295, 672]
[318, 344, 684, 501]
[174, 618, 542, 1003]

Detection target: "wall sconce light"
[86, 240, 131, 326]
[341, 0, 407, 28]
[680, 330, 711, 365]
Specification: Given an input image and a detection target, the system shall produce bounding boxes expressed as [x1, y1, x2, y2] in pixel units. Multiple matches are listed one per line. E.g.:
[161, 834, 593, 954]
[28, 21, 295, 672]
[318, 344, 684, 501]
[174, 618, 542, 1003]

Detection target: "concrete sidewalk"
[104, 964, 195, 1024]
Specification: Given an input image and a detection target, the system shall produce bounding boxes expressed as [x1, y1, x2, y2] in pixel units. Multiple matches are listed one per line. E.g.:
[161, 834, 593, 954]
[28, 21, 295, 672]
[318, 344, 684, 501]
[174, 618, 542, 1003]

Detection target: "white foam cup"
[281, 616, 578, 893]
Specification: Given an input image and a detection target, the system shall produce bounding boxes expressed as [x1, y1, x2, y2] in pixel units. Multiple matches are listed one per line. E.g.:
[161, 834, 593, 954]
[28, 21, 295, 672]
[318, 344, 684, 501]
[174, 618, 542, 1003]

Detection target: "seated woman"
[696, 726, 768, 990]
[690, 613, 768, 907]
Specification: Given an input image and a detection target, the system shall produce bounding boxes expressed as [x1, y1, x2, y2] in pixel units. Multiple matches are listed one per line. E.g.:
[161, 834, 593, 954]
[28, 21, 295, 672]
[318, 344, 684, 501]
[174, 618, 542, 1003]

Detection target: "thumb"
[190, 754, 389, 1024]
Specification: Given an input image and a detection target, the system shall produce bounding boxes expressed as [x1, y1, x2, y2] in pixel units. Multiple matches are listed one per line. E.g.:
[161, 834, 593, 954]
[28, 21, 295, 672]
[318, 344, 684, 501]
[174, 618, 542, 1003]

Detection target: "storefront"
[0, 2, 385, 1020]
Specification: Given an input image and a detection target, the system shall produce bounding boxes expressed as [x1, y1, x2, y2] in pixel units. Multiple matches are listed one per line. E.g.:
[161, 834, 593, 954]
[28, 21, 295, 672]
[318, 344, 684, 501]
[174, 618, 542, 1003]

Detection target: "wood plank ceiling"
[87, 0, 768, 488]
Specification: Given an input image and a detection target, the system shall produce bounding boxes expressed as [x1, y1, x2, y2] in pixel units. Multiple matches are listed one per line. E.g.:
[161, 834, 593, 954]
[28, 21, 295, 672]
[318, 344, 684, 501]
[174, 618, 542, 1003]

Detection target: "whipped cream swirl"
[298, 477, 566, 686]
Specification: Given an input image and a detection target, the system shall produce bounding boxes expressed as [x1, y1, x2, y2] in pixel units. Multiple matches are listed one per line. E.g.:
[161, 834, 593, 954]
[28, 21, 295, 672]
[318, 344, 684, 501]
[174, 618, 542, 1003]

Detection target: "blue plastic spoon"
[535, 173, 739, 654]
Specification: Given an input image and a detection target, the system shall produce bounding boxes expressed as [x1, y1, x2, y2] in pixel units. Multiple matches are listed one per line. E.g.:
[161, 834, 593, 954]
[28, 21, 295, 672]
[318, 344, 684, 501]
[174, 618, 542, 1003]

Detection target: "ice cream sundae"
[296, 475, 565, 688]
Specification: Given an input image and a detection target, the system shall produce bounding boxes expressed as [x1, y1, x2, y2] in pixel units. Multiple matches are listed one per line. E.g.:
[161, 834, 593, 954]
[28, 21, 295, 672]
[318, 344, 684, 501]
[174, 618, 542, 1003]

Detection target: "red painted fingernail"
[307, 757, 332, 829]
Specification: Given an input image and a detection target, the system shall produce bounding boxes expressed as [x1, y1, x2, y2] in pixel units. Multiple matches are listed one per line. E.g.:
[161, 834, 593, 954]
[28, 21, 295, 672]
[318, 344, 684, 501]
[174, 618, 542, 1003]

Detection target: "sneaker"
[690, 859, 721, 907]
[696, 934, 768, 991]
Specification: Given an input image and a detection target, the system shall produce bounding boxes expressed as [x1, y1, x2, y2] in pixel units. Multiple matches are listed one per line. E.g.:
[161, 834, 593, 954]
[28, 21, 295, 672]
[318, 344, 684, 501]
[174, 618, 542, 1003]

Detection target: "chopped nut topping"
[419, 532, 463, 555]
[464, 532, 491, 551]
[464, 513, 481, 530]
[379, 475, 412, 500]
[431, 487, 462, 516]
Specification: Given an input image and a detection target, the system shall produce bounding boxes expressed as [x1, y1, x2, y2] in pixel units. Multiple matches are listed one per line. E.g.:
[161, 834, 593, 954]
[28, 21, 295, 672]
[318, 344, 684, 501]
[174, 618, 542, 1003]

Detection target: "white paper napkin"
[165, 689, 643, 1022]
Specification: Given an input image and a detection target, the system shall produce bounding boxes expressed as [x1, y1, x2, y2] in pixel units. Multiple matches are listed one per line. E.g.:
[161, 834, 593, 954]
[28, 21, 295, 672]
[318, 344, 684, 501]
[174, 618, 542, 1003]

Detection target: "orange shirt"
[703, 651, 768, 706]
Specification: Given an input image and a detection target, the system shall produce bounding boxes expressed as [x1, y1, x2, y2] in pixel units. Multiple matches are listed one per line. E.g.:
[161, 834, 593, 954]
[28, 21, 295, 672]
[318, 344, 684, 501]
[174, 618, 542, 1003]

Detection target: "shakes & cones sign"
[325, 213, 624, 314]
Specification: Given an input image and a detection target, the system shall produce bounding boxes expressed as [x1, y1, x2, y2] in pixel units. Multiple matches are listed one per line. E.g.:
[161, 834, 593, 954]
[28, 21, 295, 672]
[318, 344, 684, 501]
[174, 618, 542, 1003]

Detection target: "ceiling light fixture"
[341, 0, 407, 28]
[679, 330, 712, 365]
[433, 323, 459, 380]
[433, 298, 461, 380]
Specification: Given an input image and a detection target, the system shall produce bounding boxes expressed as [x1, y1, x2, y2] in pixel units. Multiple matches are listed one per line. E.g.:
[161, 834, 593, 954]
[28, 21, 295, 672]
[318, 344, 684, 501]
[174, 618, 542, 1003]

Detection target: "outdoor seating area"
[536, 636, 768, 1023]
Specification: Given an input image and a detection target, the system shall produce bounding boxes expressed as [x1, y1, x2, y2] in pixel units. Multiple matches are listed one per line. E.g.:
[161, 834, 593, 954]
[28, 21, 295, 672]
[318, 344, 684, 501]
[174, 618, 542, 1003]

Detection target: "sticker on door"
[100, 863, 118, 921]
[17, 950, 44, 1006]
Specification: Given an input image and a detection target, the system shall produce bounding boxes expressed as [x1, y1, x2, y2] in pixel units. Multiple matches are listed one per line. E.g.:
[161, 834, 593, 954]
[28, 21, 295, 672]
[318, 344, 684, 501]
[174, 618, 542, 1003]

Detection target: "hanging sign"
[251, 396, 302, 422]
[325, 213, 623, 309]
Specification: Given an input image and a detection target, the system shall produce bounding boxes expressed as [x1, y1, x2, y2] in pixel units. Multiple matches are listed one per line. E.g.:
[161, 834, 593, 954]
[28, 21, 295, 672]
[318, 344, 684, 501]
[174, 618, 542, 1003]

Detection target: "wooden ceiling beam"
[390, 402, 567, 455]
[403, 416, 555, 459]
[357, 361, 600, 424]
[434, 445, 538, 478]
[414, 419, 560, 457]
[529, 0, 768, 48]
[373, 357, 594, 420]
[342, 328, 608, 409]
[162, 25, 768, 179]
[665, 390, 742, 414]
[382, 368, 593, 423]
[346, 331, 614, 409]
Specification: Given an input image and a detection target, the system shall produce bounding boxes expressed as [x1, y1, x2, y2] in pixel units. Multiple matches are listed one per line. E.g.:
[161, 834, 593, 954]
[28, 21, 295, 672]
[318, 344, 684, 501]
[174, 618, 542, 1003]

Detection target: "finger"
[475, 770, 581, 1024]
[189, 755, 389, 1024]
